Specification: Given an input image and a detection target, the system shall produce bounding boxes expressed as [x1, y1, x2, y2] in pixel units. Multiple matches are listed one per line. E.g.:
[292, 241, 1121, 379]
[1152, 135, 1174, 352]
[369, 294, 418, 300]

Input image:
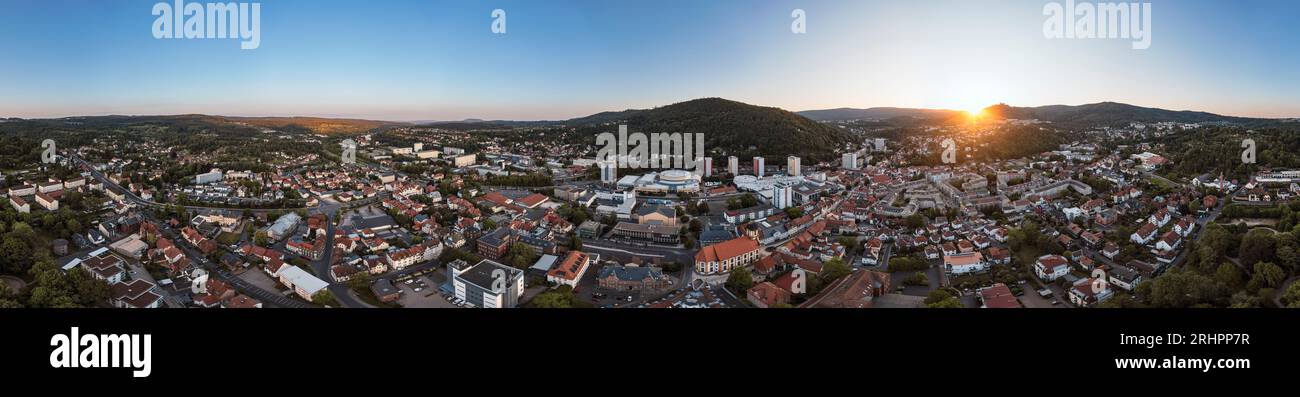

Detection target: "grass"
[216, 232, 241, 246]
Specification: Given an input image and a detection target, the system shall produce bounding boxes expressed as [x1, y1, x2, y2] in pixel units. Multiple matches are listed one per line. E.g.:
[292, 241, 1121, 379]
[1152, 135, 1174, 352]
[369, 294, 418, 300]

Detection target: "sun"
[964, 107, 987, 120]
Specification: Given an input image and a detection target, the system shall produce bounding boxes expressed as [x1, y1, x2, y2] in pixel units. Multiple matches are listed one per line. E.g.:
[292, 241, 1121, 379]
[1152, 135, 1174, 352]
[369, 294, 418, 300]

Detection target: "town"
[1, 106, 1298, 310]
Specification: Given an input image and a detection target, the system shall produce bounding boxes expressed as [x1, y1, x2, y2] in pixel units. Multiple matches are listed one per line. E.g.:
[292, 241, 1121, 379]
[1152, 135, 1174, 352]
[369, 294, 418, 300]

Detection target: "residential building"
[747, 281, 791, 308]
[1034, 254, 1070, 281]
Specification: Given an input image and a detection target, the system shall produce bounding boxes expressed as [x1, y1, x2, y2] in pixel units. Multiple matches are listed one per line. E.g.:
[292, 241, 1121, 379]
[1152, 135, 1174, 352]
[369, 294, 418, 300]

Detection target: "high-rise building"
[702, 157, 713, 177]
[873, 138, 886, 152]
[787, 156, 801, 177]
[753, 157, 765, 178]
[772, 184, 793, 209]
[600, 161, 617, 183]
[728, 156, 739, 175]
[842, 153, 858, 170]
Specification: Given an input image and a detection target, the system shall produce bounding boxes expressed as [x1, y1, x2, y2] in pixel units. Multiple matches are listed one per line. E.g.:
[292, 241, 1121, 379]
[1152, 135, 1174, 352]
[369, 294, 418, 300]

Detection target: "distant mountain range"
[797, 107, 964, 122]
[6, 100, 1284, 163]
[798, 101, 1263, 124]
[555, 97, 856, 162]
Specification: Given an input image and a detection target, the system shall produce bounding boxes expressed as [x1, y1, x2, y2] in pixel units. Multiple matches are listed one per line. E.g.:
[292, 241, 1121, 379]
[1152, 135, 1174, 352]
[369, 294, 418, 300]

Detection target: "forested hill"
[564, 97, 856, 162]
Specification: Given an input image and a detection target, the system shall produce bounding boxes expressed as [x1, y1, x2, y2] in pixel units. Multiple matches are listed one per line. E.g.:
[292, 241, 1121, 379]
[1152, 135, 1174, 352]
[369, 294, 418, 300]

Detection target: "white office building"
[450, 259, 525, 308]
[753, 157, 765, 178]
[787, 156, 800, 177]
[842, 153, 858, 170]
[702, 157, 713, 177]
[194, 169, 223, 184]
[728, 156, 739, 175]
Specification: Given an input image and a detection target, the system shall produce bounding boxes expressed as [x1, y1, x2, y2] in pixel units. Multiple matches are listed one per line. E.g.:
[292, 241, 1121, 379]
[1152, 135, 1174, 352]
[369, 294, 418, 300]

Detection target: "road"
[307, 210, 368, 308]
[78, 155, 313, 307]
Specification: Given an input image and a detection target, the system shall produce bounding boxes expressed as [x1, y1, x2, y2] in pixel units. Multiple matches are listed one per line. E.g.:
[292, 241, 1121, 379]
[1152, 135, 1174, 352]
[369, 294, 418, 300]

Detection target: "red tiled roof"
[695, 236, 760, 263]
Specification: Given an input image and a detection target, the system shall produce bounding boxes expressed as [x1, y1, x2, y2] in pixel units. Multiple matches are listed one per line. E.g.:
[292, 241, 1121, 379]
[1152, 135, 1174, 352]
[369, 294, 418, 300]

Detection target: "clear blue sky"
[1, 0, 1297, 120]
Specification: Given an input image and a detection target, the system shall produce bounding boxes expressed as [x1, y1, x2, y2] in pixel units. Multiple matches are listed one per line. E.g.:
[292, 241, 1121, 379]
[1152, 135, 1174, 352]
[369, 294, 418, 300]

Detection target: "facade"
[702, 157, 713, 177]
[787, 156, 800, 176]
[771, 184, 793, 209]
[476, 228, 515, 260]
[546, 251, 591, 288]
[453, 154, 477, 167]
[842, 152, 858, 170]
[596, 264, 673, 292]
[694, 236, 763, 275]
[278, 266, 329, 301]
[753, 157, 765, 177]
[728, 156, 739, 175]
[1034, 255, 1070, 281]
[194, 168, 223, 184]
[943, 252, 986, 275]
[450, 259, 525, 308]
[611, 222, 680, 244]
[8, 196, 29, 213]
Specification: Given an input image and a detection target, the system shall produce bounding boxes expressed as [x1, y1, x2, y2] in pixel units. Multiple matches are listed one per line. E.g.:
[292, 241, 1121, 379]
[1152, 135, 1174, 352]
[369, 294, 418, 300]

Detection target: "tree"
[1145, 270, 1226, 308]
[1283, 282, 1300, 307]
[1277, 243, 1299, 271]
[1247, 261, 1285, 291]
[1229, 291, 1262, 308]
[505, 243, 538, 269]
[345, 272, 373, 291]
[821, 258, 850, 282]
[1239, 229, 1277, 267]
[927, 296, 963, 308]
[924, 289, 952, 305]
[725, 267, 753, 295]
[311, 290, 339, 306]
[1215, 262, 1244, 290]
[924, 289, 962, 308]
[530, 285, 578, 308]
[1, 236, 32, 274]
[569, 235, 583, 251]
[784, 207, 804, 218]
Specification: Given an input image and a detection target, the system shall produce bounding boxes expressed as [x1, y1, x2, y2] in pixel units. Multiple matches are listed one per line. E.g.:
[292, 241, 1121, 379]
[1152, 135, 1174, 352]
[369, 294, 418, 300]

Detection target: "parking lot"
[394, 275, 458, 308]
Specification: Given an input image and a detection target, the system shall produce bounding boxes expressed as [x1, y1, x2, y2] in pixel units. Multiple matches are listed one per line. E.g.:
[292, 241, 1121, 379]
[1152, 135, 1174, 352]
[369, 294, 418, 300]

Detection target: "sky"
[1, 0, 1297, 120]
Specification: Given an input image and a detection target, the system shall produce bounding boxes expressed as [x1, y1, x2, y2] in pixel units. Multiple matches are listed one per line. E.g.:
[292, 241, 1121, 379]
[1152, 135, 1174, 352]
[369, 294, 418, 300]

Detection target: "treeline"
[1162, 125, 1300, 182]
[0, 219, 110, 308]
[1102, 223, 1300, 308]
